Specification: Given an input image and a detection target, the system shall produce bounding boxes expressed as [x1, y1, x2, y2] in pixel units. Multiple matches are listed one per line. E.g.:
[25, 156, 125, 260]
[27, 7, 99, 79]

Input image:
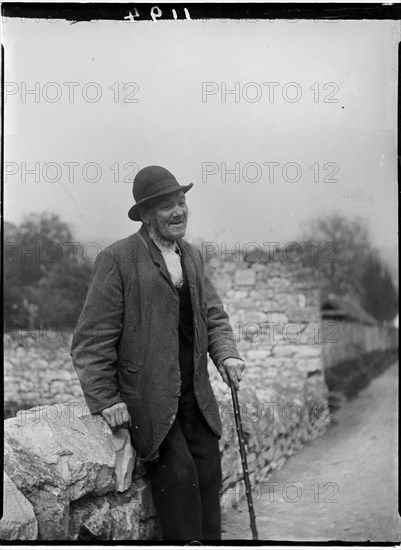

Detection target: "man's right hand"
[101, 402, 132, 432]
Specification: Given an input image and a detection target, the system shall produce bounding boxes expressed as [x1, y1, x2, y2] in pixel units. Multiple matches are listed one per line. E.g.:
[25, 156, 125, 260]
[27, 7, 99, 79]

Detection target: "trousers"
[144, 391, 222, 541]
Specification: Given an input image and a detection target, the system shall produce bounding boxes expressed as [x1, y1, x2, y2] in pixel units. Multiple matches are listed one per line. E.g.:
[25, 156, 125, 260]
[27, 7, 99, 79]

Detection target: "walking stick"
[229, 378, 259, 540]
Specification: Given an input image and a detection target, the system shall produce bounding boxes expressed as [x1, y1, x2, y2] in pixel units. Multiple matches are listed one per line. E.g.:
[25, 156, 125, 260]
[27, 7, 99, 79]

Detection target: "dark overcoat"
[70, 225, 241, 461]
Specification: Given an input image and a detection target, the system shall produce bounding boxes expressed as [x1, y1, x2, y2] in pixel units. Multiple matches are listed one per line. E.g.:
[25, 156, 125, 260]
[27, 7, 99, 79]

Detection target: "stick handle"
[229, 379, 259, 540]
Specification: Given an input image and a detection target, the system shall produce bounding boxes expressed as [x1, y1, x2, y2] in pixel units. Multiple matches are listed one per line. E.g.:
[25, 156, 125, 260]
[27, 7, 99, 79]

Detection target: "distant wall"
[4, 330, 82, 410]
[322, 322, 398, 369]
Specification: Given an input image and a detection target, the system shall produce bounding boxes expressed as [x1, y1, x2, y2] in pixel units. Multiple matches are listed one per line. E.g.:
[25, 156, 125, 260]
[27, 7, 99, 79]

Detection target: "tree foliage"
[301, 214, 398, 323]
[4, 212, 93, 330]
[361, 252, 398, 322]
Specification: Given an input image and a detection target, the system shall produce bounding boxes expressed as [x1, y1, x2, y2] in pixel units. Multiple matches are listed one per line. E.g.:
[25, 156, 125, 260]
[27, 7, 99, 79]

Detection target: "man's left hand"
[218, 358, 245, 391]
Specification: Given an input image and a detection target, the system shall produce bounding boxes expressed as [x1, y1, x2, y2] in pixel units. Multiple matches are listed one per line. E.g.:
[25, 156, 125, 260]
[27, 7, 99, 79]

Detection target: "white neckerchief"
[149, 230, 183, 288]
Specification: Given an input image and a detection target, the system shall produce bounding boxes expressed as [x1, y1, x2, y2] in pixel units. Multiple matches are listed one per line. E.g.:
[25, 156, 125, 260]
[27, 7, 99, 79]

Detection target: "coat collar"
[138, 224, 197, 297]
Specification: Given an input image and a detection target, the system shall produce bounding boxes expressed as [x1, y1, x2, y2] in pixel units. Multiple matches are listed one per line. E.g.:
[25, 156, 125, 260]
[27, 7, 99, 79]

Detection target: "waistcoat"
[178, 263, 195, 398]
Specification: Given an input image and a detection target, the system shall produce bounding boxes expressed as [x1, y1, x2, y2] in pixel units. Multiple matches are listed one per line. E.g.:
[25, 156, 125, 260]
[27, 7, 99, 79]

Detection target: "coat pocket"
[118, 360, 142, 374]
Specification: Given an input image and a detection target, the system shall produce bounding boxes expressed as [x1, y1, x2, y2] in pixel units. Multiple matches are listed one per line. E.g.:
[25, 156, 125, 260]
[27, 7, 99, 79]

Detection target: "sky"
[2, 16, 399, 259]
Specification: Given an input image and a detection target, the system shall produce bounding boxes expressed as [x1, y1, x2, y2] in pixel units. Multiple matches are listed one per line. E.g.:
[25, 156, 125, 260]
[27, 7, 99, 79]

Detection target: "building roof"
[321, 293, 377, 325]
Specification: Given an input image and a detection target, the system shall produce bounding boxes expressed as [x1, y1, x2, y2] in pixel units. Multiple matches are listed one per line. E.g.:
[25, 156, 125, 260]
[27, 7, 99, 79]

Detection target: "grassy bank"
[325, 348, 399, 401]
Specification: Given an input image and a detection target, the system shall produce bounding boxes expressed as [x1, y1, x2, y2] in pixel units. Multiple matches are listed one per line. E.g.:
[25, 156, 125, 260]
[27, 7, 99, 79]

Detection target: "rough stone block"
[0, 471, 38, 540]
[4, 401, 136, 539]
[245, 350, 272, 362]
[110, 428, 135, 493]
[235, 269, 256, 286]
[68, 478, 157, 541]
[286, 306, 318, 323]
[250, 263, 268, 272]
[69, 498, 112, 540]
[234, 290, 250, 300]
[111, 502, 140, 540]
[272, 344, 299, 358]
[267, 277, 291, 289]
[4, 437, 69, 540]
[297, 358, 322, 373]
[8, 404, 115, 499]
[265, 312, 289, 325]
[243, 310, 267, 324]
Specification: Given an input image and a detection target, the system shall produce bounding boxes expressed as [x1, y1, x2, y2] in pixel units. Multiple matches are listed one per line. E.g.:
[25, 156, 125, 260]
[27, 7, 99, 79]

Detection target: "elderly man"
[71, 165, 245, 541]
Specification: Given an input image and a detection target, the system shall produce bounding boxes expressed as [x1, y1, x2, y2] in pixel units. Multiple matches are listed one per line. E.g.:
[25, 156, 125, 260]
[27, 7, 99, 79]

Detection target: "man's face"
[144, 190, 188, 242]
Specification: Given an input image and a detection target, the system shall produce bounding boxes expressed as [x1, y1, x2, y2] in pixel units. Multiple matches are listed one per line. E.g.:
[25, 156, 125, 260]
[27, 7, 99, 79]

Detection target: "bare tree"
[300, 214, 373, 302]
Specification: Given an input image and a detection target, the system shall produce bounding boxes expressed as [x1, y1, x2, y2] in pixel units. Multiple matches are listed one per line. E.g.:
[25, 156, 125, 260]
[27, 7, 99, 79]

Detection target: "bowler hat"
[128, 165, 193, 221]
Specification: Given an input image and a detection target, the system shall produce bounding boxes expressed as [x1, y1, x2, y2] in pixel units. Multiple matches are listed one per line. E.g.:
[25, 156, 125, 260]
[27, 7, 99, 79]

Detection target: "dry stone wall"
[206, 257, 329, 504]
[4, 330, 82, 411]
[3, 257, 331, 540]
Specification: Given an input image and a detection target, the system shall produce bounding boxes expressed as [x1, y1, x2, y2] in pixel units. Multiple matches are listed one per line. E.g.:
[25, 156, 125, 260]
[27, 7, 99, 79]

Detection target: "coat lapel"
[138, 225, 178, 295]
[179, 242, 196, 290]
[178, 241, 199, 309]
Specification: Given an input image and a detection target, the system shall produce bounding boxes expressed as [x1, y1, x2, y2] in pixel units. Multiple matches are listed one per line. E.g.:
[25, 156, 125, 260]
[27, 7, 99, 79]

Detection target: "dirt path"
[222, 362, 400, 542]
